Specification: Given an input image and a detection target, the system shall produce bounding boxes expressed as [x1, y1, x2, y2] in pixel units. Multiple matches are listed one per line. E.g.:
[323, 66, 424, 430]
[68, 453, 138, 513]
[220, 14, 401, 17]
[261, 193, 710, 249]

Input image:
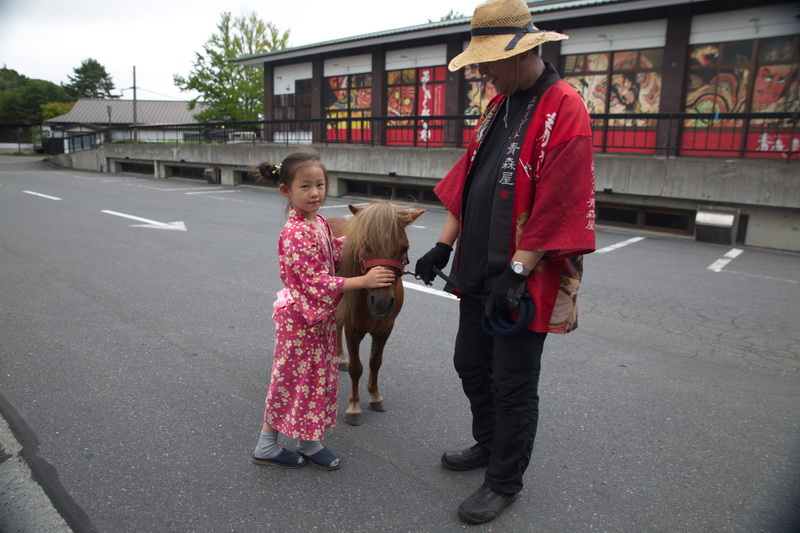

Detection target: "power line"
[118, 86, 196, 101]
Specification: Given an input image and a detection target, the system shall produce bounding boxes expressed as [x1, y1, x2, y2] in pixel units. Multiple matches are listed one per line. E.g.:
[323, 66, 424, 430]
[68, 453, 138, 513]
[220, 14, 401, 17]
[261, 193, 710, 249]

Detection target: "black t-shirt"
[456, 85, 538, 293]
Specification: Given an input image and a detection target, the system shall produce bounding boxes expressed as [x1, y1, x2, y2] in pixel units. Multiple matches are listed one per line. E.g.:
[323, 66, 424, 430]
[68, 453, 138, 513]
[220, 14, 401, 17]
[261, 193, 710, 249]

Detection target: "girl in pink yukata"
[249, 147, 395, 470]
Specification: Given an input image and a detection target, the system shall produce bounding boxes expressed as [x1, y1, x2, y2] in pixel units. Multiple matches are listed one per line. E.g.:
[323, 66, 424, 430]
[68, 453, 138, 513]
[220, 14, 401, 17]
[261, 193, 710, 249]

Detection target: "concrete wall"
[49, 144, 800, 252]
[594, 154, 800, 210]
[0, 142, 35, 154]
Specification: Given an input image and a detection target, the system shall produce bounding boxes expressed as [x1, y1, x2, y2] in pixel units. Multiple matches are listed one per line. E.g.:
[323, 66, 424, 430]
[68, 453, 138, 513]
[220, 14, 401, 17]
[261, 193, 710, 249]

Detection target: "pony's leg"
[367, 327, 394, 413]
[345, 328, 366, 426]
[336, 323, 348, 372]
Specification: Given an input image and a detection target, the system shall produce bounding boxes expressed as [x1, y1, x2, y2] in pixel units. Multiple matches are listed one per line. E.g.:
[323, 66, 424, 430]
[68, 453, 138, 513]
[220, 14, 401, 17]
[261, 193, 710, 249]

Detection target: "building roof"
[45, 99, 206, 127]
[234, 0, 650, 66]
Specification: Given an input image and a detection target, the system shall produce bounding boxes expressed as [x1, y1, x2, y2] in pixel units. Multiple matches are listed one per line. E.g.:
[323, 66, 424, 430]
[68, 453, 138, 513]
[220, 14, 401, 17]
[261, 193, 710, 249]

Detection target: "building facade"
[231, 0, 800, 250]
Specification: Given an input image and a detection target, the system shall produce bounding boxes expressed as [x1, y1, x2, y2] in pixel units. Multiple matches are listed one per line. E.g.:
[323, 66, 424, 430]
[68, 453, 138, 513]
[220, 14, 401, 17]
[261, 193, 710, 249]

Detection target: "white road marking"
[101, 210, 187, 231]
[23, 191, 61, 200]
[708, 248, 744, 272]
[595, 236, 645, 254]
[184, 190, 240, 195]
[721, 270, 797, 283]
[403, 280, 458, 300]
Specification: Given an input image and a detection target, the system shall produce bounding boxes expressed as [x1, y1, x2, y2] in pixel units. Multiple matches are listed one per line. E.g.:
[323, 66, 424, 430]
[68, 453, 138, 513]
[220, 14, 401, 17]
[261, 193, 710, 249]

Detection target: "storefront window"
[386, 66, 446, 146]
[463, 64, 499, 123]
[682, 35, 799, 157]
[324, 74, 372, 142]
[562, 49, 663, 115]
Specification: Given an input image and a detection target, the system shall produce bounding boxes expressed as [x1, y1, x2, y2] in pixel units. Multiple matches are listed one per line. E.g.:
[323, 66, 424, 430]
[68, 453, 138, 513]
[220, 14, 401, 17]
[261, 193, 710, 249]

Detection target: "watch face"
[512, 263, 523, 274]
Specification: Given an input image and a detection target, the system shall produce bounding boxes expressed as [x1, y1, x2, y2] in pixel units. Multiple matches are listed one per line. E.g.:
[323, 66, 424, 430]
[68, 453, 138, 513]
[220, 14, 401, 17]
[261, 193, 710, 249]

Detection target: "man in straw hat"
[415, 0, 596, 525]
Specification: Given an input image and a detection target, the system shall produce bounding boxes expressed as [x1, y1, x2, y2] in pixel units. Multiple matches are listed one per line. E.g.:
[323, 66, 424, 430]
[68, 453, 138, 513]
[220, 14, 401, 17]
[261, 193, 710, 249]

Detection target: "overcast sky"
[0, 0, 481, 101]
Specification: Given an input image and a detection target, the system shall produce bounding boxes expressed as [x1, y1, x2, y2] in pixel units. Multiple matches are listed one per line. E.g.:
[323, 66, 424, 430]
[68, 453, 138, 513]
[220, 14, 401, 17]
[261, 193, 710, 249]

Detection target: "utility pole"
[132, 66, 138, 124]
[132, 66, 138, 142]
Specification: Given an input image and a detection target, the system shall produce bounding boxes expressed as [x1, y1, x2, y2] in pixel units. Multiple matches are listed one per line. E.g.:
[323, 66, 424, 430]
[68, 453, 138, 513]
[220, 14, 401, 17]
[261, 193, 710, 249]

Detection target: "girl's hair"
[247, 147, 328, 213]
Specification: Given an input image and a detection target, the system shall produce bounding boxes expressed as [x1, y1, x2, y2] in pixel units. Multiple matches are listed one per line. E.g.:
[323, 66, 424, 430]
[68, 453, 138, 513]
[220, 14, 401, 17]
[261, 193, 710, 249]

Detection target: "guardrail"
[65, 112, 798, 161]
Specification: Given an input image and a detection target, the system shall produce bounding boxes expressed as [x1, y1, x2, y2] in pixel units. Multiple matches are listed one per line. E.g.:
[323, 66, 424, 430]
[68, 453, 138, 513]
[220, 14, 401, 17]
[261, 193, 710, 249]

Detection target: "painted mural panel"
[682, 36, 799, 157]
[416, 67, 446, 144]
[563, 50, 662, 115]
[753, 37, 799, 113]
[563, 49, 663, 153]
[463, 64, 499, 123]
[324, 74, 372, 142]
[386, 67, 446, 146]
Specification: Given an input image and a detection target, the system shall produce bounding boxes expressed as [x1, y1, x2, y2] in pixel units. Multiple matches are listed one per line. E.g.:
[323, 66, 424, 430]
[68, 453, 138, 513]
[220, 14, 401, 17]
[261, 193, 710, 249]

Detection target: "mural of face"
[753, 64, 796, 106]
[610, 73, 640, 111]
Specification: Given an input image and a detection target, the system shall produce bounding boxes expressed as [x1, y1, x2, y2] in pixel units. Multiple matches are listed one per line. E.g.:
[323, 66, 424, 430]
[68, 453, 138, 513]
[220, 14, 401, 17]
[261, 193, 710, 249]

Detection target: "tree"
[40, 101, 76, 119]
[63, 58, 116, 99]
[430, 9, 466, 22]
[0, 67, 74, 122]
[174, 11, 289, 122]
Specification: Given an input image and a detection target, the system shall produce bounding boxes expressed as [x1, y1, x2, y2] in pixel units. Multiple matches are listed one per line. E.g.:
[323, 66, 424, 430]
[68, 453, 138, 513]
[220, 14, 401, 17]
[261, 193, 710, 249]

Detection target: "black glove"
[414, 242, 452, 285]
[485, 264, 527, 318]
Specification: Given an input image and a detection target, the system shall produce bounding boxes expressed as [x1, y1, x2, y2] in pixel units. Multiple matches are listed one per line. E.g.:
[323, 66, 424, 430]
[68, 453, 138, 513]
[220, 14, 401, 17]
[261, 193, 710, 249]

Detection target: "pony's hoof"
[345, 412, 362, 426]
[370, 401, 386, 412]
[337, 361, 349, 372]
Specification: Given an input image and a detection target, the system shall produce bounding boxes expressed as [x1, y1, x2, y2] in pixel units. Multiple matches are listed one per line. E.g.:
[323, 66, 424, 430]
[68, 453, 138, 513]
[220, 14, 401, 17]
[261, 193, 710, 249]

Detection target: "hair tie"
[271, 164, 281, 178]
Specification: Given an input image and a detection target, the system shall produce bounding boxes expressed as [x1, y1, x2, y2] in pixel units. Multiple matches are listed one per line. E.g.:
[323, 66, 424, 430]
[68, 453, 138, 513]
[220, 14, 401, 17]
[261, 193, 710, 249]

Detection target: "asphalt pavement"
[1, 155, 799, 532]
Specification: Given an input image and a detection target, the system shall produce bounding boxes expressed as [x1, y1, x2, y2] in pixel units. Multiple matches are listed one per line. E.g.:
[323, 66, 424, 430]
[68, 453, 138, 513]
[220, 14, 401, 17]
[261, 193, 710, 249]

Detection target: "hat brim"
[448, 32, 568, 72]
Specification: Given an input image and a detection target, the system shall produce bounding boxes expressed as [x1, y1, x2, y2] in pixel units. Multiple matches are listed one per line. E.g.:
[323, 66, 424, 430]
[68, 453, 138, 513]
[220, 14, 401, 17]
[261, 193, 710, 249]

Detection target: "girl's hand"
[363, 266, 395, 288]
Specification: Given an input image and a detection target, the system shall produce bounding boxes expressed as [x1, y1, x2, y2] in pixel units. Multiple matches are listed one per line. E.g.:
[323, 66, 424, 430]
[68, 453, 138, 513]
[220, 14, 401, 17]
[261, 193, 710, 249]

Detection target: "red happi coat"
[435, 79, 596, 333]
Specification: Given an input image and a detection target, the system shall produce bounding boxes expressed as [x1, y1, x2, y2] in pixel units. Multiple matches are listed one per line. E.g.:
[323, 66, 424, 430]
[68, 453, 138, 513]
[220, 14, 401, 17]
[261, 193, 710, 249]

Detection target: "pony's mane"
[338, 201, 413, 278]
[337, 200, 413, 322]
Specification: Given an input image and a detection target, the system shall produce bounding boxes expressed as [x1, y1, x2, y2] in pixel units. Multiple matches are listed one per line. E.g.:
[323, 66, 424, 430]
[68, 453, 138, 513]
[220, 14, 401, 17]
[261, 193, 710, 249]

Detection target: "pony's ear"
[408, 209, 425, 223]
[348, 204, 363, 216]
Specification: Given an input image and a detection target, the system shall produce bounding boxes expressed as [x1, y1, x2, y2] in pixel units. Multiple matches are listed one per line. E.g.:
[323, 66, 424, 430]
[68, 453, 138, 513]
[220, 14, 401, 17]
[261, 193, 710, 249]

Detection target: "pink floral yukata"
[264, 208, 346, 441]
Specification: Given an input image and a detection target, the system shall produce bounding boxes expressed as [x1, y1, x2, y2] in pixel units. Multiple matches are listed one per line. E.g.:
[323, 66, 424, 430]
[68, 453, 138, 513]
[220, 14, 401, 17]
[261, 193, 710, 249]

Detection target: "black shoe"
[441, 444, 490, 471]
[457, 483, 518, 524]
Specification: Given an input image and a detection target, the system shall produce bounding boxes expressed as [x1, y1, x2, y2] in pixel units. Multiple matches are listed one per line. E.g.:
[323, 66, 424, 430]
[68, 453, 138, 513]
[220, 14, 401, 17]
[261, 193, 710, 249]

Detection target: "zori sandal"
[251, 448, 306, 469]
[300, 446, 341, 470]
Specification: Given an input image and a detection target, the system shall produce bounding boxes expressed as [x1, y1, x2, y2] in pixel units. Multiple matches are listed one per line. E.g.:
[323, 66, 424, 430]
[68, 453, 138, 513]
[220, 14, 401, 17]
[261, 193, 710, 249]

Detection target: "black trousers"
[453, 296, 546, 494]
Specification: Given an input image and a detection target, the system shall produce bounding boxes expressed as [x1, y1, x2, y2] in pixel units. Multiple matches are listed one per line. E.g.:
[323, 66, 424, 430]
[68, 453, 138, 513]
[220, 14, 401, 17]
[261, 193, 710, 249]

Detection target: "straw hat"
[448, 0, 568, 71]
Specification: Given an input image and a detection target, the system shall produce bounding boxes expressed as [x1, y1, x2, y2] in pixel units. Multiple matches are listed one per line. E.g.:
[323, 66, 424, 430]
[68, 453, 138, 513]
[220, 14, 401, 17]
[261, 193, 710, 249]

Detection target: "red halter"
[358, 249, 409, 274]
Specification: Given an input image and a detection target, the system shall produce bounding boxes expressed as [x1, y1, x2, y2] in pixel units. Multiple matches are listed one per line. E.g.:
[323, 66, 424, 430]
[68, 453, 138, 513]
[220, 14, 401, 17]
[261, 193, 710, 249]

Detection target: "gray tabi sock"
[253, 431, 280, 459]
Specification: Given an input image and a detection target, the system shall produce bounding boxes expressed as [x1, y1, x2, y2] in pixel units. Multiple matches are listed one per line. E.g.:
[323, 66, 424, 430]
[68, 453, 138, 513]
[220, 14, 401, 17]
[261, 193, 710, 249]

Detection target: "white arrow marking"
[101, 210, 187, 231]
[23, 190, 62, 201]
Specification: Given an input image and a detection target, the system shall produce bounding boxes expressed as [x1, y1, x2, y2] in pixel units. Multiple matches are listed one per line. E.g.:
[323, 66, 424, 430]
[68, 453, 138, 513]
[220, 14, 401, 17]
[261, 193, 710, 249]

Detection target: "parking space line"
[403, 280, 458, 300]
[23, 191, 61, 201]
[595, 236, 645, 254]
[708, 248, 744, 272]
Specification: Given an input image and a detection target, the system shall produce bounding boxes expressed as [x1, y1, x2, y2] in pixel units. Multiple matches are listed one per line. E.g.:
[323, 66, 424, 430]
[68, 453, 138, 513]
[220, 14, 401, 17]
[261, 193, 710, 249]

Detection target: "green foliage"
[173, 11, 289, 122]
[63, 58, 117, 99]
[41, 101, 76, 119]
[0, 67, 74, 122]
[430, 9, 466, 22]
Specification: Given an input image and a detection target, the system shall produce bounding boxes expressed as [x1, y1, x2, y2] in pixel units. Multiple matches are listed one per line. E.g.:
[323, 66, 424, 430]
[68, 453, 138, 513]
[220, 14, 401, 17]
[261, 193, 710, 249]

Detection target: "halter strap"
[362, 258, 406, 272]
[471, 20, 543, 51]
[358, 249, 409, 273]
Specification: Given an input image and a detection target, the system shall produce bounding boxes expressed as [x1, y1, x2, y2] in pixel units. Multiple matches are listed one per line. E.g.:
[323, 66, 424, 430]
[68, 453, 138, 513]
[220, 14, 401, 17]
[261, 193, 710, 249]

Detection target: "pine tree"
[64, 58, 117, 99]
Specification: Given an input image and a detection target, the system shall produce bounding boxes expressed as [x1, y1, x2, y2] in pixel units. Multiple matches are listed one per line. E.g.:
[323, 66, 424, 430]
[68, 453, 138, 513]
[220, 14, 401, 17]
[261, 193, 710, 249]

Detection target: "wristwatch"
[509, 260, 531, 276]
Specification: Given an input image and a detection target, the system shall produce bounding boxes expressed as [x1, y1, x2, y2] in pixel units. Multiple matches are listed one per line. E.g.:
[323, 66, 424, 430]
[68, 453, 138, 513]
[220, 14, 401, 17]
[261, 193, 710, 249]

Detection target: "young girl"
[249, 147, 394, 470]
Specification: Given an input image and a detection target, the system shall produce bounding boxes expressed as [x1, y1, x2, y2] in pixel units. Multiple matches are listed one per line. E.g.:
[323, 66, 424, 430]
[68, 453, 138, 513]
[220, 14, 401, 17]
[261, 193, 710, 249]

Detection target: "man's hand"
[485, 265, 527, 317]
[414, 242, 453, 285]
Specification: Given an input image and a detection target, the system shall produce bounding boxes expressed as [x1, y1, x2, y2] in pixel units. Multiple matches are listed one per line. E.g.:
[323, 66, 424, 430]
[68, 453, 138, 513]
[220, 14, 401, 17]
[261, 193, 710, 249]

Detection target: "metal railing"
[70, 111, 799, 160]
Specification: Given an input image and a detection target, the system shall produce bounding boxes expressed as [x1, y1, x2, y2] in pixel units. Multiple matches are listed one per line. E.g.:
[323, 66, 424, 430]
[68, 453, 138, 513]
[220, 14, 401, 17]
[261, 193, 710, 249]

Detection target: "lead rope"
[407, 267, 534, 336]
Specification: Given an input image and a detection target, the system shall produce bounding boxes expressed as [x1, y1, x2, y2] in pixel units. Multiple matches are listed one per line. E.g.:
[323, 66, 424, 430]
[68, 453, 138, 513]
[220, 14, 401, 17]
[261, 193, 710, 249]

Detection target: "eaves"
[234, 0, 710, 67]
